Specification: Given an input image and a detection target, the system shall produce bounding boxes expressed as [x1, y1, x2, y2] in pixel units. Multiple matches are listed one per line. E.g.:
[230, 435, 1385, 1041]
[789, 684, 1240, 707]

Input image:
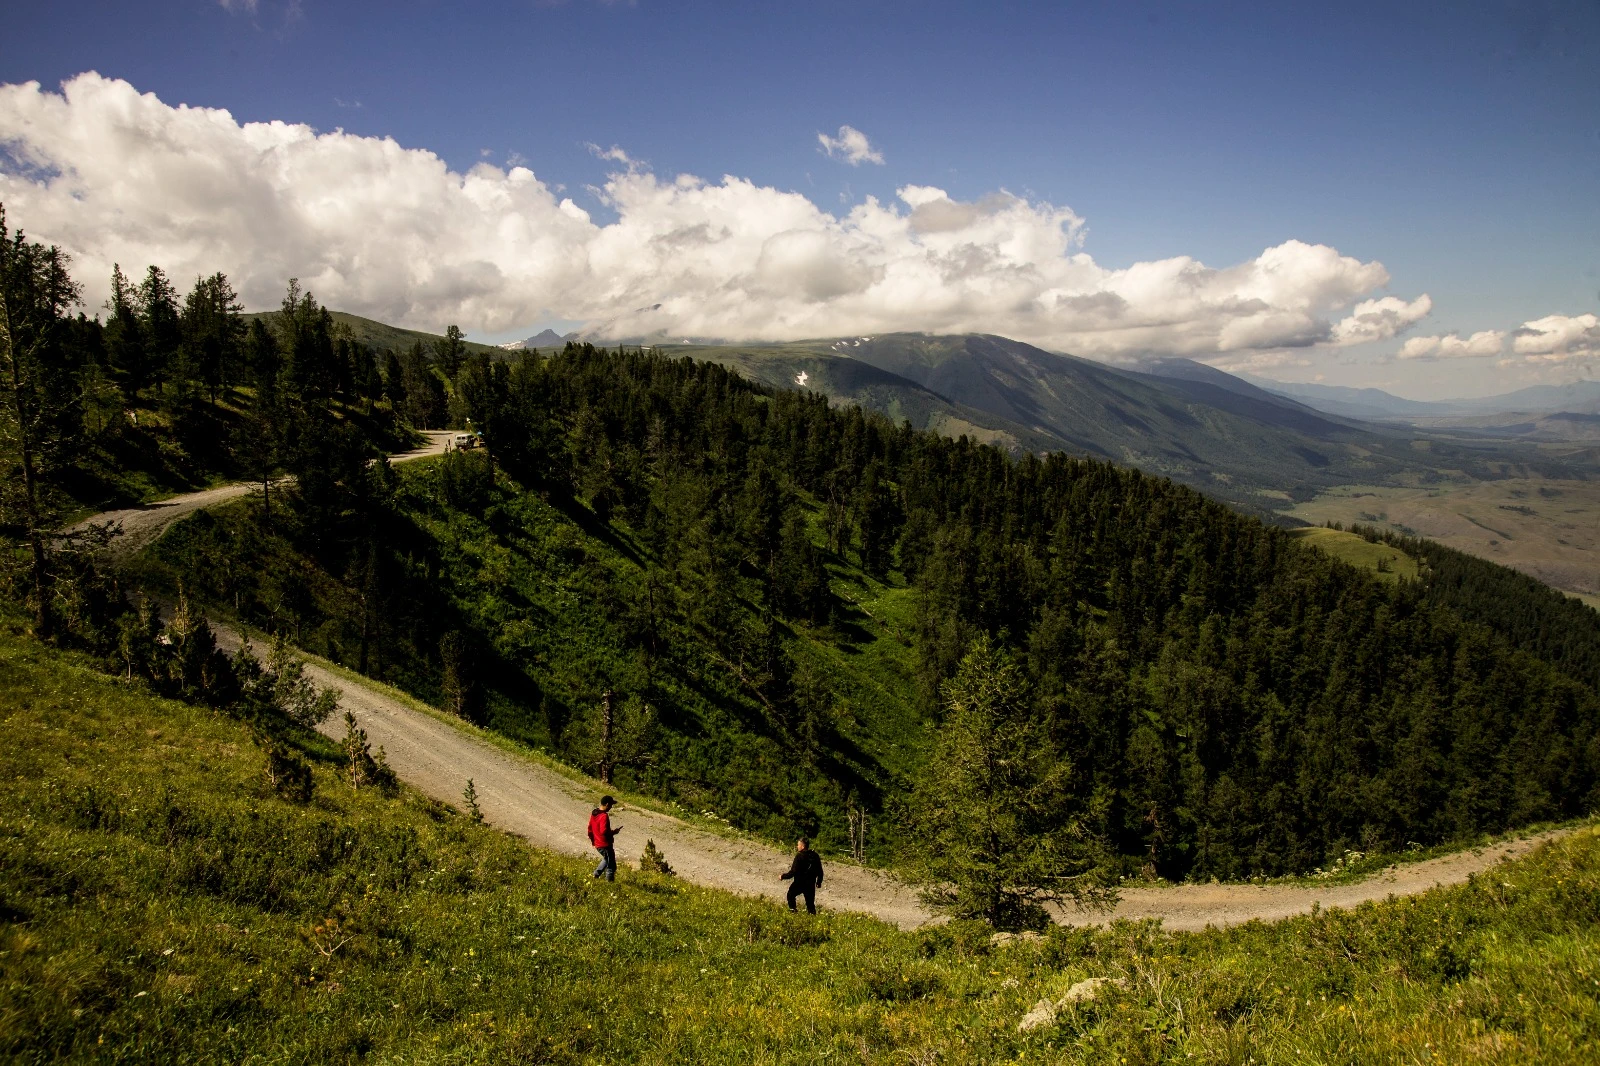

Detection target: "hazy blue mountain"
[1240, 377, 1454, 420]
[1452, 380, 1600, 414]
[1247, 375, 1600, 421]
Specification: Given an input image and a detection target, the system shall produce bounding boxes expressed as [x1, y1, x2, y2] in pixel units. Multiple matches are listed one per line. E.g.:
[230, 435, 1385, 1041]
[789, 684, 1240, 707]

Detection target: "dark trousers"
[786, 880, 816, 914]
[592, 846, 616, 881]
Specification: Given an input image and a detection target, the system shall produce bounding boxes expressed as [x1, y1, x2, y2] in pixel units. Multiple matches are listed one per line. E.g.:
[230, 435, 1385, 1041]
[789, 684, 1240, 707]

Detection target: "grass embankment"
[5, 624, 1600, 1063]
[1286, 526, 1419, 582]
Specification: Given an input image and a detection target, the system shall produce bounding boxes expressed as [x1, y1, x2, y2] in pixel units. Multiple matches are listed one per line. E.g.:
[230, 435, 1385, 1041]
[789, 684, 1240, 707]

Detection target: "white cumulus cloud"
[817, 125, 884, 166]
[1512, 314, 1600, 364]
[1396, 329, 1505, 361]
[0, 73, 1433, 358]
[1331, 294, 1434, 347]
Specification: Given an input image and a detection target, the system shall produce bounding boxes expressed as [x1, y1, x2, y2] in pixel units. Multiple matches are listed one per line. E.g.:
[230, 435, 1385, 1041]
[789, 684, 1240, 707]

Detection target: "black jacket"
[781, 849, 824, 887]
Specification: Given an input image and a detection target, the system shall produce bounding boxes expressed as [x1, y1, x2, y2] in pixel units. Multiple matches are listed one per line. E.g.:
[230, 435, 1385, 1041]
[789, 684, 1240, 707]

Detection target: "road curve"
[81, 437, 1574, 931]
[1056, 829, 1569, 933]
[220, 623, 1573, 932]
[70, 430, 454, 558]
[207, 625, 931, 928]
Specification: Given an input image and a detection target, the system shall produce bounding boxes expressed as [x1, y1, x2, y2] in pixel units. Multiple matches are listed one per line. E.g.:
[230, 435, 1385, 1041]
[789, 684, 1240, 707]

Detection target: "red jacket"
[588, 809, 615, 848]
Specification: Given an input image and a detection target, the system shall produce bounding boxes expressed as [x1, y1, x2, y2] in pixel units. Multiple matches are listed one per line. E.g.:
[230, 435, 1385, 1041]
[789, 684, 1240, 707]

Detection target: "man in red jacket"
[588, 795, 622, 882]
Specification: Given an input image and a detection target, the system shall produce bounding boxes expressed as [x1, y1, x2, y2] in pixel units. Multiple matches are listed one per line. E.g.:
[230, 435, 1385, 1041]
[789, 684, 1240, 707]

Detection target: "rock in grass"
[1061, 976, 1125, 1003]
[1017, 976, 1128, 1031]
[1018, 999, 1057, 1032]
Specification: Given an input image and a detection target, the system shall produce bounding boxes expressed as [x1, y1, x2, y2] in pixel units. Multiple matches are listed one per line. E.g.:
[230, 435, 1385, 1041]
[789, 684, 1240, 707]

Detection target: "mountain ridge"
[674, 332, 1591, 513]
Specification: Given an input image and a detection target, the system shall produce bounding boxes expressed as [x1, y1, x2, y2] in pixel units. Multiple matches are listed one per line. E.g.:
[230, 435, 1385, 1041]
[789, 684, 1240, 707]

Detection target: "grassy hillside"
[60, 391, 413, 518]
[5, 621, 1600, 1063]
[1286, 526, 1420, 582]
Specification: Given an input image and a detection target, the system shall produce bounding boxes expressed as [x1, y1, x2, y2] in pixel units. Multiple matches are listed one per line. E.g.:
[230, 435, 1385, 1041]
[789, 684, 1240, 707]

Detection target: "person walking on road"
[588, 796, 622, 882]
[779, 836, 824, 914]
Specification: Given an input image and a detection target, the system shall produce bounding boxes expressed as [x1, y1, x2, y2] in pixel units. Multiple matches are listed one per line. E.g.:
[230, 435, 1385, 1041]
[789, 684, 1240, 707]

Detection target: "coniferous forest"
[6, 217, 1600, 884]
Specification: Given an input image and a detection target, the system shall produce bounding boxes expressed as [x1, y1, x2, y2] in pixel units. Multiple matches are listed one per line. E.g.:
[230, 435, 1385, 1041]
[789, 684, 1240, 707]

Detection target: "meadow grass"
[1285, 526, 1419, 582]
[4, 622, 1600, 1063]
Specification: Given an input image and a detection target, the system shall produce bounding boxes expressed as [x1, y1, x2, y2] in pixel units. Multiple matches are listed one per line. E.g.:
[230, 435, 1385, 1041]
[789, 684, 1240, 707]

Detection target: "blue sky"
[4, 0, 1597, 397]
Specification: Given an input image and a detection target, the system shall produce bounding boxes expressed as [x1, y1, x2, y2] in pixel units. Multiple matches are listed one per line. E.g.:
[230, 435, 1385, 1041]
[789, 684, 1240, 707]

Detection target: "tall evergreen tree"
[104, 264, 149, 402]
[136, 265, 181, 395]
[0, 207, 82, 637]
[904, 636, 1113, 928]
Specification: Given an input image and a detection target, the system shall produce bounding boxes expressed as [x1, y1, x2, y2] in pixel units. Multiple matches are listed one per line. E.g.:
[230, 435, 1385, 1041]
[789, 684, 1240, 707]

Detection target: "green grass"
[5, 621, 1600, 1062]
[1287, 525, 1420, 582]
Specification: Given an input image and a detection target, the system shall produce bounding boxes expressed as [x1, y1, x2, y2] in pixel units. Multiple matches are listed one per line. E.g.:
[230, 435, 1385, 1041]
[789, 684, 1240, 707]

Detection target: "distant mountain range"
[1245, 376, 1600, 423]
[263, 308, 1600, 514]
[666, 333, 1595, 512]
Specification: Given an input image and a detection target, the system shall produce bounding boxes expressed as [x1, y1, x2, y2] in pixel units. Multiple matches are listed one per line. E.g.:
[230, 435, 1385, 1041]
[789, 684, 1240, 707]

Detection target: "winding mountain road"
[79, 439, 1573, 930]
[69, 430, 455, 558]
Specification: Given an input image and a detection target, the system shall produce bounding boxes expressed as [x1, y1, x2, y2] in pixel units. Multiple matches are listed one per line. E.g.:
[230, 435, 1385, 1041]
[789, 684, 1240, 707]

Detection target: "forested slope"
[1360, 524, 1600, 690]
[5, 219, 1598, 883]
[141, 342, 1600, 880]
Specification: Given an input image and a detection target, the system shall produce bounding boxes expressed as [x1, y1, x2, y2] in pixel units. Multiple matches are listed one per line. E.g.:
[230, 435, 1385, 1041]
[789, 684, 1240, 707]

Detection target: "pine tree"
[104, 263, 149, 402]
[136, 265, 181, 395]
[434, 324, 466, 376]
[0, 208, 82, 638]
[440, 630, 477, 720]
[904, 636, 1115, 928]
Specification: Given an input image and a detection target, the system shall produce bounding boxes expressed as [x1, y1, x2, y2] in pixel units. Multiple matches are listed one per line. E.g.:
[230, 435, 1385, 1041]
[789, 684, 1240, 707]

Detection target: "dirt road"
[216, 626, 1568, 932]
[70, 430, 454, 558]
[82, 443, 1573, 931]
[207, 625, 931, 928]
[1057, 830, 1567, 933]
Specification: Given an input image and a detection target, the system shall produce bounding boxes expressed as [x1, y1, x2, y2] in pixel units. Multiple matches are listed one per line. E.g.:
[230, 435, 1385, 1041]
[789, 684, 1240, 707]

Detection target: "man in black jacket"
[779, 837, 824, 914]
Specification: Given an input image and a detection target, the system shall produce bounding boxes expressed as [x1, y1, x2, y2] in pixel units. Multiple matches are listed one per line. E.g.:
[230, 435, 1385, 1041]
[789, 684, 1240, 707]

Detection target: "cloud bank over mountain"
[2, 73, 1437, 359]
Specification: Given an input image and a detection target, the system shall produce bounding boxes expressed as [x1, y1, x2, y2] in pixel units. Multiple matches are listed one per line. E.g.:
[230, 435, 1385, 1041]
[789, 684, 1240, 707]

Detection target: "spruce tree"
[0, 208, 82, 638]
[904, 636, 1115, 928]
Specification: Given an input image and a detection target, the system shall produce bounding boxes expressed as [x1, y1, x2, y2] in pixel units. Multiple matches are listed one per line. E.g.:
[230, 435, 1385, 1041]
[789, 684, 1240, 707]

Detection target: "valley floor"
[1287, 478, 1600, 606]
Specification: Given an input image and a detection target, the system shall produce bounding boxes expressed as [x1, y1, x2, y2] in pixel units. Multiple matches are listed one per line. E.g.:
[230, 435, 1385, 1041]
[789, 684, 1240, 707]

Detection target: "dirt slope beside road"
[70, 430, 454, 558]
